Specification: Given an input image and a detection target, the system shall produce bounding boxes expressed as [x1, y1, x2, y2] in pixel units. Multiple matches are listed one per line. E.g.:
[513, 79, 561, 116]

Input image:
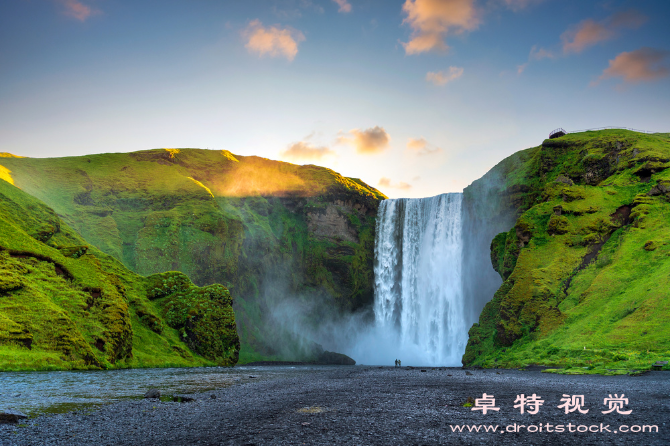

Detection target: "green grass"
[0, 148, 386, 362]
[0, 178, 238, 371]
[464, 130, 670, 373]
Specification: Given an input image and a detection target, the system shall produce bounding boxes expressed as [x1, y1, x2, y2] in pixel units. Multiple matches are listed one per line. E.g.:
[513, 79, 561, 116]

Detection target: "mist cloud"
[244, 19, 306, 61]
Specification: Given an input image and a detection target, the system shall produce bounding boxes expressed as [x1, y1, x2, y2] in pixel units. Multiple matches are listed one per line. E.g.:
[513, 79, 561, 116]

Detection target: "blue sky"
[1, 0, 669, 198]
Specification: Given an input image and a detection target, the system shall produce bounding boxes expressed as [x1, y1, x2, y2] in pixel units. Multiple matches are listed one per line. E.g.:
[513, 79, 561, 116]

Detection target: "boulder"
[554, 175, 574, 186]
[0, 409, 28, 424]
[648, 180, 670, 196]
[547, 215, 570, 235]
[144, 388, 161, 399]
[316, 351, 356, 365]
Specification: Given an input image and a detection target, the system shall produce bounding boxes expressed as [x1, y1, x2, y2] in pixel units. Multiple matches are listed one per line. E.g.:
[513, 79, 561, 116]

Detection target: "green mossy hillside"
[464, 130, 670, 372]
[147, 272, 239, 365]
[0, 179, 238, 371]
[0, 149, 385, 362]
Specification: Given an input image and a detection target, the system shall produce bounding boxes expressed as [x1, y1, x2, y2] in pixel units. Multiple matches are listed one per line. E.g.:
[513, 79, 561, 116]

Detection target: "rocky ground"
[1, 366, 668, 445]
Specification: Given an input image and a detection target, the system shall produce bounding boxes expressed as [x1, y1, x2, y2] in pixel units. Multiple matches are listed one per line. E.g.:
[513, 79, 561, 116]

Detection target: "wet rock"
[554, 175, 574, 186]
[647, 180, 670, 196]
[0, 409, 28, 424]
[173, 395, 195, 403]
[644, 241, 659, 251]
[316, 351, 356, 366]
[144, 388, 161, 399]
[306, 205, 359, 243]
[547, 215, 570, 235]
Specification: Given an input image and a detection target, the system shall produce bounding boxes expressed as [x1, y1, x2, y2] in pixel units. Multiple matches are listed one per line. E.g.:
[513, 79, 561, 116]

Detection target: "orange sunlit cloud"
[520, 10, 647, 76]
[562, 11, 646, 54]
[426, 67, 463, 85]
[244, 19, 305, 61]
[59, 0, 98, 21]
[379, 177, 412, 190]
[338, 126, 391, 154]
[407, 137, 443, 155]
[332, 0, 352, 13]
[401, 0, 480, 55]
[280, 141, 336, 162]
[594, 47, 669, 85]
[401, 0, 539, 55]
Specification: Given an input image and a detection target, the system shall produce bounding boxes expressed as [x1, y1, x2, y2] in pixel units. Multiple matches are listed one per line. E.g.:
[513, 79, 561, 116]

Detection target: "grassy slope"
[0, 149, 386, 363]
[463, 130, 670, 373]
[0, 178, 238, 371]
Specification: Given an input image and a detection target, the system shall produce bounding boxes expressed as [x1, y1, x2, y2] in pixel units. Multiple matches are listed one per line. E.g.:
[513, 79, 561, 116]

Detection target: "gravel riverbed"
[1, 366, 668, 445]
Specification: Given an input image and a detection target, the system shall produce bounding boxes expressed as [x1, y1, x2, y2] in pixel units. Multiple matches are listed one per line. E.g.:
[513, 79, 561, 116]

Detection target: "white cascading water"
[373, 193, 466, 366]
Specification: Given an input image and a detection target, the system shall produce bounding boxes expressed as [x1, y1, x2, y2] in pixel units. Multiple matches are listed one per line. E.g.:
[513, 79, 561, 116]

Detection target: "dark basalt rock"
[144, 388, 161, 399]
[0, 409, 28, 424]
[648, 180, 670, 196]
[554, 175, 574, 186]
[316, 351, 356, 365]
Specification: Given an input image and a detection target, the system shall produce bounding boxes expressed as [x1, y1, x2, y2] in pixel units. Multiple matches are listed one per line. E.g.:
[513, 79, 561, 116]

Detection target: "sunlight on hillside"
[211, 158, 316, 197]
[188, 177, 215, 197]
[0, 165, 14, 185]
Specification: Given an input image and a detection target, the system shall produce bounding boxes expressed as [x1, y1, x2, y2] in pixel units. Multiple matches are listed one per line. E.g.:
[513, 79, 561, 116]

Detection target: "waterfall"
[373, 193, 466, 366]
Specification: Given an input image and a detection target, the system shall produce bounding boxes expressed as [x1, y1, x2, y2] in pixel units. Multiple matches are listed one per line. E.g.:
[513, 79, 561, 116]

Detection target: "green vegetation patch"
[464, 130, 670, 373]
[0, 149, 386, 361]
[0, 178, 238, 371]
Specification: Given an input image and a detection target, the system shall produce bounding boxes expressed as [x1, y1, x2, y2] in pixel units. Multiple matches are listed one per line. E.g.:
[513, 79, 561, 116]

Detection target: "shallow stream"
[0, 365, 324, 416]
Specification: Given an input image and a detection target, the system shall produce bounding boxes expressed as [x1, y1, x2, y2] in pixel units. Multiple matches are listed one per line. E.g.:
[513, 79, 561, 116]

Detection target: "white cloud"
[407, 137, 443, 155]
[332, 0, 352, 13]
[379, 177, 412, 190]
[426, 66, 463, 85]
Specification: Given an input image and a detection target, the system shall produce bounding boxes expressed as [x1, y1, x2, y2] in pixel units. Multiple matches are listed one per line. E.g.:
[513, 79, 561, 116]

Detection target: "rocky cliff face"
[0, 178, 238, 370]
[0, 149, 385, 361]
[462, 130, 670, 372]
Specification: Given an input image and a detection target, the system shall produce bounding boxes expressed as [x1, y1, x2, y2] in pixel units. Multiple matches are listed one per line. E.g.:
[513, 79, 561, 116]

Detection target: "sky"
[1, 0, 669, 198]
